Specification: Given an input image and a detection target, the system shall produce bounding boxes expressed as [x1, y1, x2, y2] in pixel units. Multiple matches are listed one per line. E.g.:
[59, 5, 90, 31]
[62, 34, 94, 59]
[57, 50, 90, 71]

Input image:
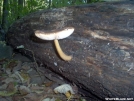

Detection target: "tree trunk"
[18, 0, 24, 19]
[2, 0, 8, 32]
[48, 0, 52, 9]
[0, 1, 3, 24]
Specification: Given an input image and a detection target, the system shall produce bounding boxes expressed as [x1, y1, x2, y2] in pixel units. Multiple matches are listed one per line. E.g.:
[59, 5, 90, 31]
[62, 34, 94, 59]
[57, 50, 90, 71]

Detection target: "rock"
[0, 41, 13, 59]
[7, 0, 134, 100]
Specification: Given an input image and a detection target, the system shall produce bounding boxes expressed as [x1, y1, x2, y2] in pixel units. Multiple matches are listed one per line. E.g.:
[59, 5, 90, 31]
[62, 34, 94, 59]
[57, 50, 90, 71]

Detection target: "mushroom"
[35, 27, 74, 61]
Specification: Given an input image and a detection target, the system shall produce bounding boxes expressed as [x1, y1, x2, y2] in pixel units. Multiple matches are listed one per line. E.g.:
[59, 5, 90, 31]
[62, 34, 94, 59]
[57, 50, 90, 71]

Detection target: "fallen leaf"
[23, 93, 44, 101]
[54, 84, 75, 99]
[54, 84, 74, 94]
[44, 81, 54, 87]
[18, 85, 31, 95]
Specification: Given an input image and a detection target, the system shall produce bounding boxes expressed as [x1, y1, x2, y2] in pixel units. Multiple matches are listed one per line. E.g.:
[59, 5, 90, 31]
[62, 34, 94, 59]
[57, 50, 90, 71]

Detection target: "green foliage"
[89, 0, 103, 3]
[0, 0, 102, 32]
[51, 0, 102, 8]
[7, 0, 49, 26]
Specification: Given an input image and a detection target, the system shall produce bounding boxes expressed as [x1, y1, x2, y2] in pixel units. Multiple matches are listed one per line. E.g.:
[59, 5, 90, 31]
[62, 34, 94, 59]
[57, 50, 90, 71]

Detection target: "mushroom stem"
[54, 39, 72, 61]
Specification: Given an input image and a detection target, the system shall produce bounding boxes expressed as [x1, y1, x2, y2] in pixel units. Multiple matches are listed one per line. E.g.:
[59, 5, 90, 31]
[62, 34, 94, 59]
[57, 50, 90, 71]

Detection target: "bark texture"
[7, 1, 134, 100]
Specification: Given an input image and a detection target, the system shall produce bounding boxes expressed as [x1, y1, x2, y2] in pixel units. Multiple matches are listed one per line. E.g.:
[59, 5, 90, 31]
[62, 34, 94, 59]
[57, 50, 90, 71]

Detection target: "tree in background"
[1, 0, 8, 40]
[18, 0, 24, 19]
[2, 0, 8, 32]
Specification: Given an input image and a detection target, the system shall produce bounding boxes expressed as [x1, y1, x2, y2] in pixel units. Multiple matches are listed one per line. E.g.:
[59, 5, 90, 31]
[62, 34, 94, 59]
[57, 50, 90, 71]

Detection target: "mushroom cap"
[35, 27, 74, 40]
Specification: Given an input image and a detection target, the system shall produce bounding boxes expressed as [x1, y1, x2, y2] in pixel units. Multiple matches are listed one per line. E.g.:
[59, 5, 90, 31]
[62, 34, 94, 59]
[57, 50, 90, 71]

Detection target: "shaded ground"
[0, 44, 85, 101]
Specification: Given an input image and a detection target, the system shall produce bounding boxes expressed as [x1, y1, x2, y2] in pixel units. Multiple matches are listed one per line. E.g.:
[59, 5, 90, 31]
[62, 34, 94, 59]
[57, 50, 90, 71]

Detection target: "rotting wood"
[7, 0, 134, 100]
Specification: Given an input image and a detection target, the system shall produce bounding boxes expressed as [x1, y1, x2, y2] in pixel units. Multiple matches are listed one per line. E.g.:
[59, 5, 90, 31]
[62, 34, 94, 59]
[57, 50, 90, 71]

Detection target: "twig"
[24, 48, 43, 82]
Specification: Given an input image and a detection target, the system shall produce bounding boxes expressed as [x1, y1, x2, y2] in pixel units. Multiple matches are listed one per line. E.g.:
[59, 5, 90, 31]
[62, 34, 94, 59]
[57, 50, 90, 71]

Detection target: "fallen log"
[7, 0, 134, 100]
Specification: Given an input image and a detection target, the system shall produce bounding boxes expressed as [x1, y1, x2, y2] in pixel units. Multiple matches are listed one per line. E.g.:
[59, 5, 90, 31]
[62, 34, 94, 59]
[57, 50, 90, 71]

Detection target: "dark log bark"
[7, 1, 134, 100]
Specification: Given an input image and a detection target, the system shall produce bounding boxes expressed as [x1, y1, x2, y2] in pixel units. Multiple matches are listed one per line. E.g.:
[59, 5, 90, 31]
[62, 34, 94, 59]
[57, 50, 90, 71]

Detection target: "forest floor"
[0, 44, 85, 101]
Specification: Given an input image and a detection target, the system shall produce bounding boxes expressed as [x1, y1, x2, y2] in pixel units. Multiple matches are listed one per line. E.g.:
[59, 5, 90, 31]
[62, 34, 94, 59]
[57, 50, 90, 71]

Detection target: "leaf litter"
[0, 51, 86, 101]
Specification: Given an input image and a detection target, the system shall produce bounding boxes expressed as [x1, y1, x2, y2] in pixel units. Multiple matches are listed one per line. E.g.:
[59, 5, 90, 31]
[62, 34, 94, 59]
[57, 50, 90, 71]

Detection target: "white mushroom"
[35, 27, 74, 61]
